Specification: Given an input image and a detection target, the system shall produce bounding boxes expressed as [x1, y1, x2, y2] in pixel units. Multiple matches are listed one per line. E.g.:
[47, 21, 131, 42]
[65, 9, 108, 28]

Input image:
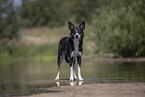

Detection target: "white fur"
[71, 51, 81, 58]
[71, 39, 81, 58]
[55, 73, 60, 80]
[75, 33, 81, 39]
[70, 66, 74, 81]
[78, 64, 83, 80]
[71, 38, 83, 81]
[73, 39, 79, 50]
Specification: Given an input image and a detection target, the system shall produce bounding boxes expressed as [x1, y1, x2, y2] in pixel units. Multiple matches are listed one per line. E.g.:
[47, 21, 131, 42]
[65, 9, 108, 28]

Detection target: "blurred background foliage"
[20, 0, 98, 27]
[0, 2, 20, 39]
[93, 0, 145, 57]
[0, 0, 145, 58]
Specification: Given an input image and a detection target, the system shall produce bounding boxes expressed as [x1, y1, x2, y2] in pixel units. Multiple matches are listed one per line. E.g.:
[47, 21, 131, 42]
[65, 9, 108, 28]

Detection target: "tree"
[0, 1, 20, 39]
[21, 0, 70, 27]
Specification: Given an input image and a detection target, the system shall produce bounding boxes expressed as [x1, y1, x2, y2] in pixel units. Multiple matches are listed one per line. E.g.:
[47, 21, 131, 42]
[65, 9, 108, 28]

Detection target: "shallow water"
[0, 59, 145, 96]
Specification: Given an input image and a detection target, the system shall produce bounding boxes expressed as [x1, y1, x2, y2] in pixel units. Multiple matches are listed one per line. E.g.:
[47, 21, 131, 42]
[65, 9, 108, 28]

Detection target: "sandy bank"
[20, 83, 145, 97]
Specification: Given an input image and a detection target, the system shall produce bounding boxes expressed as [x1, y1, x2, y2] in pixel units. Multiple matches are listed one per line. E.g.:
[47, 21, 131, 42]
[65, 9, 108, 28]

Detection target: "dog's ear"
[79, 21, 85, 30]
[68, 21, 74, 31]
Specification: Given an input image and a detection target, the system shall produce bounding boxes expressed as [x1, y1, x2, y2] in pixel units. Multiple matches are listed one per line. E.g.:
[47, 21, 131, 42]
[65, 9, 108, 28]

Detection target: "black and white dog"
[55, 21, 85, 81]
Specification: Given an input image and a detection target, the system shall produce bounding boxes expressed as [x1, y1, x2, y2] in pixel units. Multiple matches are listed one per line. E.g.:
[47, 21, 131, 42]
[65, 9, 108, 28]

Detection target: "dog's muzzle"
[74, 33, 80, 39]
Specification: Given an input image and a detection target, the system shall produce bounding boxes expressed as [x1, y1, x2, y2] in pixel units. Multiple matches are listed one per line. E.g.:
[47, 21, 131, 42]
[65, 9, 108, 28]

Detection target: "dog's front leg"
[77, 56, 83, 80]
[70, 57, 74, 81]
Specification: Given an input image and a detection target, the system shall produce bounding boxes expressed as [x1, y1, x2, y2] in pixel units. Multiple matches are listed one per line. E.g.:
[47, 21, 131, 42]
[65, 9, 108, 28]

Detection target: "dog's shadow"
[55, 79, 83, 86]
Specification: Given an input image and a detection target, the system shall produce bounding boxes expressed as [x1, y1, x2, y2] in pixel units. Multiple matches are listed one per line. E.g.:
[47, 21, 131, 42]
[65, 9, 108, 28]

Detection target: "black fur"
[58, 37, 74, 64]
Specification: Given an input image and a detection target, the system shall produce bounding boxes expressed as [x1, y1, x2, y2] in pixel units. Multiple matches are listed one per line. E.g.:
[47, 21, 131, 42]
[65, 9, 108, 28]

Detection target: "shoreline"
[20, 82, 145, 97]
[83, 55, 145, 62]
[1, 55, 145, 62]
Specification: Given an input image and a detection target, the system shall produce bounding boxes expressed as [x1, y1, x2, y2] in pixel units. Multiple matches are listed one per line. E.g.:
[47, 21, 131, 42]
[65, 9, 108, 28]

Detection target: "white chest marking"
[71, 39, 81, 58]
[73, 39, 79, 51]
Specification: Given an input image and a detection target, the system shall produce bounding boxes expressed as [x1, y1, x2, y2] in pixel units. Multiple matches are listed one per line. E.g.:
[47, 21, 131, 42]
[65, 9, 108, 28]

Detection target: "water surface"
[0, 59, 145, 96]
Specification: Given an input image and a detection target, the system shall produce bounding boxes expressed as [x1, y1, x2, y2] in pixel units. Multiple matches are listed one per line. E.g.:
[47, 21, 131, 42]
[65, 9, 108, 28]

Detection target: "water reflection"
[0, 59, 145, 96]
[56, 81, 83, 86]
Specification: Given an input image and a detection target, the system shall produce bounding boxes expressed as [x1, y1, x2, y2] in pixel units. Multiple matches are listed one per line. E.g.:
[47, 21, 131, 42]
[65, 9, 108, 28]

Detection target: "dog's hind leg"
[55, 65, 60, 80]
[55, 52, 63, 80]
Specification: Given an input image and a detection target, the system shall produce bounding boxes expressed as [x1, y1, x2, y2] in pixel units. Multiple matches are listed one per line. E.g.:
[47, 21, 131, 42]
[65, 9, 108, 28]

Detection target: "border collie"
[55, 21, 85, 81]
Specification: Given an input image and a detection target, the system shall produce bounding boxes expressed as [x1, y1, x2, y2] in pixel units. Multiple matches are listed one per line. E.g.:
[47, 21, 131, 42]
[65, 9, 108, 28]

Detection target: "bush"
[0, 39, 28, 58]
[92, 0, 145, 57]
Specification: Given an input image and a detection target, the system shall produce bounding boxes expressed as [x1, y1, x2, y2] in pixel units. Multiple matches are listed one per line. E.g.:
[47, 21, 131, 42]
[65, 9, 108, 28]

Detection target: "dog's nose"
[76, 35, 78, 38]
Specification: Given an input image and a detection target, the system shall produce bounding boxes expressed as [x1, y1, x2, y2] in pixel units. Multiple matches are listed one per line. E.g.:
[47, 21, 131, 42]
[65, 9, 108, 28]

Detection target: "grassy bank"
[0, 40, 57, 60]
[0, 25, 95, 60]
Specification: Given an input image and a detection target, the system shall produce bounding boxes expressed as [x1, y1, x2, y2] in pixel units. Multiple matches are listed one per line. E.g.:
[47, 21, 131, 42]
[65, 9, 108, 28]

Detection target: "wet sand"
[21, 83, 145, 97]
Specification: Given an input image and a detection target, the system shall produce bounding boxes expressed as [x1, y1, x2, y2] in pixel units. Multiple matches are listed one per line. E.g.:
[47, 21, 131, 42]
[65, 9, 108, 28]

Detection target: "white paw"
[79, 77, 83, 81]
[70, 77, 74, 81]
[55, 77, 59, 80]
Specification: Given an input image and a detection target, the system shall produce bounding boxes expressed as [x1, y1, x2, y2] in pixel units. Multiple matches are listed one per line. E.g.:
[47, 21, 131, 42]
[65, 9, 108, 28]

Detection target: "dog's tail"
[65, 53, 69, 63]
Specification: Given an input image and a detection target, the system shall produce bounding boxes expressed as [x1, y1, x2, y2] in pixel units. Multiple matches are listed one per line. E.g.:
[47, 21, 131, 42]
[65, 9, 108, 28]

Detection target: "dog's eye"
[73, 31, 76, 34]
[78, 30, 81, 34]
[79, 32, 82, 34]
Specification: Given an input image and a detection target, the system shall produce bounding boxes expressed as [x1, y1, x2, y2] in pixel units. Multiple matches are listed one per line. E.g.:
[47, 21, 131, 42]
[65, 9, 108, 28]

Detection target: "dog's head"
[68, 21, 85, 40]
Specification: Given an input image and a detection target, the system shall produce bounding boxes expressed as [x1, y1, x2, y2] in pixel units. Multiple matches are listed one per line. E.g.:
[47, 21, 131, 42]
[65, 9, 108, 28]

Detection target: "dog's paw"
[55, 77, 59, 80]
[78, 77, 83, 81]
[70, 77, 74, 81]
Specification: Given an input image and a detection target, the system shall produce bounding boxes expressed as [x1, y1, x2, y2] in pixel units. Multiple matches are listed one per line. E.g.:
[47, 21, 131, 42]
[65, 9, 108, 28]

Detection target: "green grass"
[0, 41, 57, 60]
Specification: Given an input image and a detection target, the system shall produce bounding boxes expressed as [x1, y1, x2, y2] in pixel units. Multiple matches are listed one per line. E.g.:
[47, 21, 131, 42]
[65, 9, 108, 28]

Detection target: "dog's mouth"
[74, 35, 80, 39]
